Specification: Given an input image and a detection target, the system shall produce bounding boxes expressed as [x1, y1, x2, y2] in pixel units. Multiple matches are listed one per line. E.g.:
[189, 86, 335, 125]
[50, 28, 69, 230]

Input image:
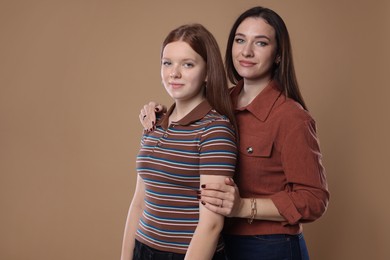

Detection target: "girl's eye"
[162, 60, 171, 66]
[183, 63, 194, 68]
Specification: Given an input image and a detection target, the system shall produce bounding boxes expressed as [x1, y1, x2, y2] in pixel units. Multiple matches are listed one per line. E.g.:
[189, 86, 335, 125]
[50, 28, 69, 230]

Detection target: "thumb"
[225, 177, 235, 186]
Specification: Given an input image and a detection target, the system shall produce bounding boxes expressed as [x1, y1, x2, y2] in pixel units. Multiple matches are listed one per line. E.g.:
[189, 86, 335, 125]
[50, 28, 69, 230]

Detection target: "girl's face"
[232, 17, 278, 84]
[161, 41, 207, 104]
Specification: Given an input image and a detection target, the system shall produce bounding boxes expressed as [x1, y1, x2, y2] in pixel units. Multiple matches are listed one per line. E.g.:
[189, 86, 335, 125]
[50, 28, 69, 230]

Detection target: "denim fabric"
[223, 233, 309, 260]
[133, 239, 227, 260]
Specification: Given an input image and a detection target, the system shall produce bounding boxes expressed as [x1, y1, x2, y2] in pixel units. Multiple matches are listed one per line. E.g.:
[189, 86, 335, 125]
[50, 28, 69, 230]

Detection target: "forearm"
[121, 177, 145, 260]
[186, 175, 228, 259]
[120, 204, 143, 260]
[185, 218, 224, 260]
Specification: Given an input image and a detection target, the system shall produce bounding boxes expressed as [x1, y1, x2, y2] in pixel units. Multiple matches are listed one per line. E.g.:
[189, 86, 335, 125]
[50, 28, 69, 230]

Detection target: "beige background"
[1, 0, 389, 259]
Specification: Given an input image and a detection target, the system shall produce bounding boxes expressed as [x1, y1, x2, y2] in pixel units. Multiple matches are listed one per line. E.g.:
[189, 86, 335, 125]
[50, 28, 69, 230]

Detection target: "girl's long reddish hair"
[162, 23, 237, 130]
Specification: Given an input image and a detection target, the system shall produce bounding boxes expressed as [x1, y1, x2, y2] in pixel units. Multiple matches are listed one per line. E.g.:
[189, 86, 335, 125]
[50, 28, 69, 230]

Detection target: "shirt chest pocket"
[239, 133, 273, 158]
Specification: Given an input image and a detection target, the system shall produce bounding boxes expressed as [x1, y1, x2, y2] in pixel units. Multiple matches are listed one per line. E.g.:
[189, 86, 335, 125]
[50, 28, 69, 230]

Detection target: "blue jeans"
[223, 233, 309, 260]
[133, 239, 227, 260]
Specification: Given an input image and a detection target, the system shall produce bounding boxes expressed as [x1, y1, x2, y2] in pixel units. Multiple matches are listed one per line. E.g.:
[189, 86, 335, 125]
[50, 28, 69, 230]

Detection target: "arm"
[185, 175, 227, 260]
[120, 176, 145, 260]
[270, 119, 329, 224]
[139, 101, 166, 131]
[186, 118, 237, 259]
[200, 178, 285, 222]
[200, 120, 329, 224]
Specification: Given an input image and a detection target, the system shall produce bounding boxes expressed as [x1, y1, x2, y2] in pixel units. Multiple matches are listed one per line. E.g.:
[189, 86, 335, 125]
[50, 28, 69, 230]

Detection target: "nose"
[241, 43, 254, 58]
[169, 66, 181, 78]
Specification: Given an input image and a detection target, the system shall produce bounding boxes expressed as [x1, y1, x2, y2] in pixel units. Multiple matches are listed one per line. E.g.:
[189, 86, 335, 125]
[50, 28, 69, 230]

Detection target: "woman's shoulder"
[275, 97, 315, 124]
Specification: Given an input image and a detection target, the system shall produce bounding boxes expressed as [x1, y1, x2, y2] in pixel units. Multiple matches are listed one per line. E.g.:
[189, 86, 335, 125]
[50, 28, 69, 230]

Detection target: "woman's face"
[161, 41, 207, 103]
[232, 17, 278, 83]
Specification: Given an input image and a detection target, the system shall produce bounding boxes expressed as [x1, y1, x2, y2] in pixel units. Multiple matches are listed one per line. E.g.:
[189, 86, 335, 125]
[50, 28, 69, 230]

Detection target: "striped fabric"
[135, 101, 237, 254]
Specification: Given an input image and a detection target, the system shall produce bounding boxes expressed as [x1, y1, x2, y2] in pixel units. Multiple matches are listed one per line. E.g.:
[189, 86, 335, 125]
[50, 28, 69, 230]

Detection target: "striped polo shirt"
[135, 100, 237, 254]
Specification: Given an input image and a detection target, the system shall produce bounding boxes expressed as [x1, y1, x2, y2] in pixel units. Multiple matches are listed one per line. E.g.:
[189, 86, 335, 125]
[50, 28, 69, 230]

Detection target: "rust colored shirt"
[224, 80, 329, 235]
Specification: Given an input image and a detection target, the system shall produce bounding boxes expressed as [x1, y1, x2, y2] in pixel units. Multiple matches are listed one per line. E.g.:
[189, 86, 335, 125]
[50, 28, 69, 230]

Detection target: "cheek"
[161, 69, 169, 80]
[232, 46, 240, 57]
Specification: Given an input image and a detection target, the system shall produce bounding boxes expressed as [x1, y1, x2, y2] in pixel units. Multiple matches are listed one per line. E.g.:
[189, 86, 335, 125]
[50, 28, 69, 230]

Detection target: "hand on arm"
[198, 177, 244, 217]
[120, 176, 145, 260]
[200, 178, 285, 222]
[185, 175, 226, 260]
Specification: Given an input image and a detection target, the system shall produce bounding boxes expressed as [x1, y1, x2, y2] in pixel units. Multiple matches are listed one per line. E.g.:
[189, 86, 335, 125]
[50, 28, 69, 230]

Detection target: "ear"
[275, 55, 281, 64]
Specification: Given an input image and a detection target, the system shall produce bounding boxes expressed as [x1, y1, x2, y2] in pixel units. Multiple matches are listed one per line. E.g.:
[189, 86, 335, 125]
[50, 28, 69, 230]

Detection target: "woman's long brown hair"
[225, 6, 308, 110]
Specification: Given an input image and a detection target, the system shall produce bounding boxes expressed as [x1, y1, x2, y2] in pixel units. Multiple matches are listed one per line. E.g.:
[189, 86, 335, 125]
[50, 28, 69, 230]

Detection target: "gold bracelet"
[247, 198, 257, 224]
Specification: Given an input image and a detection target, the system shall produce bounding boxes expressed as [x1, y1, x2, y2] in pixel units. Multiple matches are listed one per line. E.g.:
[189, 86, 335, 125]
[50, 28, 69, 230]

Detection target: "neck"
[237, 77, 271, 108]
[170, 96, 205, 123]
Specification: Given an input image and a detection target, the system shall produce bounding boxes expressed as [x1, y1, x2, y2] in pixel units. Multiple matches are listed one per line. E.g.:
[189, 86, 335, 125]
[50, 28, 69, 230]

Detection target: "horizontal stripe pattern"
[135, 110, 237, 254]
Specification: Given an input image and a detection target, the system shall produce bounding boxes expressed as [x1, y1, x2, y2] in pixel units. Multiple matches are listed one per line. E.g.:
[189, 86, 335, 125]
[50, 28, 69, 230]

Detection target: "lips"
[238, 60, 256, 67]
[169, 82, 184, 89]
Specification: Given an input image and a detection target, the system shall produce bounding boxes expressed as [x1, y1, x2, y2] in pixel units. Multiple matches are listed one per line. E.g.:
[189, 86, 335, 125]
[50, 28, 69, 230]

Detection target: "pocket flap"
[239, 133, 273, 157]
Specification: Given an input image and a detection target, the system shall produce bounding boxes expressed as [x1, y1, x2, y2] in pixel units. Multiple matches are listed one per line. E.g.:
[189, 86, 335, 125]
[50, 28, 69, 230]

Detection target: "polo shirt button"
[247, 147, 253, 154]
[163, 134, 168, 138]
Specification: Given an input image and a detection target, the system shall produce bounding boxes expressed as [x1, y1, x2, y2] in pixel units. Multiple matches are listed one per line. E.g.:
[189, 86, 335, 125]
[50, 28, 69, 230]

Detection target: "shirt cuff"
[271, 191, 302, 225]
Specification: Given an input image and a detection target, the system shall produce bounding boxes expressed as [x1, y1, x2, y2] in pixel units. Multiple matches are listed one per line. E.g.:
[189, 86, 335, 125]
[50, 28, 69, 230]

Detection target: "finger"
[200, 195, 223, 206]
[201, 183, 232, 192]
[141, 104, 157, 130]
[139, 110, 148, 128]
[140, 115, 152, 130]
[200, 190, 225, 200]
[201, 201, 230, 217]
[148, 101, 158, 107]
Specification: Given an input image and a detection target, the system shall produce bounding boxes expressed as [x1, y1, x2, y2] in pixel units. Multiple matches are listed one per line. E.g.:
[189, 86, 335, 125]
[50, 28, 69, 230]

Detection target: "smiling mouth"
[169, 83, 184, 88]
[239, 60, 256, 67]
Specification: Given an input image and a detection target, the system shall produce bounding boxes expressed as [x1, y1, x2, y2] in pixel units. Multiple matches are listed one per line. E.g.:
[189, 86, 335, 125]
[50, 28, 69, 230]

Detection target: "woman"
[121, 24, 237, 260]
[140, 6, 329, 260]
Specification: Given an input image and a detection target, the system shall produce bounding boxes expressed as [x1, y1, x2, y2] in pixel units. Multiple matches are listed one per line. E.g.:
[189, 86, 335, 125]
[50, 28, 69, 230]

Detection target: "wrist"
[247, 198, 257, 224]
[237, 198, 250, 218]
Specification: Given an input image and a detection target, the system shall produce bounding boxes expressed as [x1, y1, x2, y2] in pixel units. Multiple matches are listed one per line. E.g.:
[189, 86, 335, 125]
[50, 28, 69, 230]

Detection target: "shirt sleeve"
[271, 119, 330, 225]
[199, 119, 237, 177]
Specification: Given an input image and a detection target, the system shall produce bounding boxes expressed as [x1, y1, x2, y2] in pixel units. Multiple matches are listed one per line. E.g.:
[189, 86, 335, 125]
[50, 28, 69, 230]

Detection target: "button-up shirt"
[224, 80, 329, 235]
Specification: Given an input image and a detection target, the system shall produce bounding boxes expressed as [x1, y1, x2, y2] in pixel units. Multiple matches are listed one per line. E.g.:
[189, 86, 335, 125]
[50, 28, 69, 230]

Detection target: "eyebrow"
[161, 57, 197, 63]
[235, 33, 271, 41]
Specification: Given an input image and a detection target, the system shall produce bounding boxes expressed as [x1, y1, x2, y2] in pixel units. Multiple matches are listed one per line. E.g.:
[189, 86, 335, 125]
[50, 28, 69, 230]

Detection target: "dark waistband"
[134, 240, 185, 260]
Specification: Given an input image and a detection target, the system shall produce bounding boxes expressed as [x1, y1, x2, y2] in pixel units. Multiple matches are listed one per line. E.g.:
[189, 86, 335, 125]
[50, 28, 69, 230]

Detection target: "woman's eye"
[256, 41, 268, 47]
[234, 38, 245, 44]
[183, 63, 194, 68]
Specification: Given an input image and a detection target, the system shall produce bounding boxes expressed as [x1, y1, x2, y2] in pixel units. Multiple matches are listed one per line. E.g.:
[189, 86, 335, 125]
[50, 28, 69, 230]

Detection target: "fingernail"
[201, 184, 205, 188]
[201, 201, 205, 205]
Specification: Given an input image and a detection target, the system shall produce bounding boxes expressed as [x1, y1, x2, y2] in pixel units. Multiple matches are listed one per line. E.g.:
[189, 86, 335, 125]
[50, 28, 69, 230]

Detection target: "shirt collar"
[231, 80, 283, 122]
[158, 99, 212, 129]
